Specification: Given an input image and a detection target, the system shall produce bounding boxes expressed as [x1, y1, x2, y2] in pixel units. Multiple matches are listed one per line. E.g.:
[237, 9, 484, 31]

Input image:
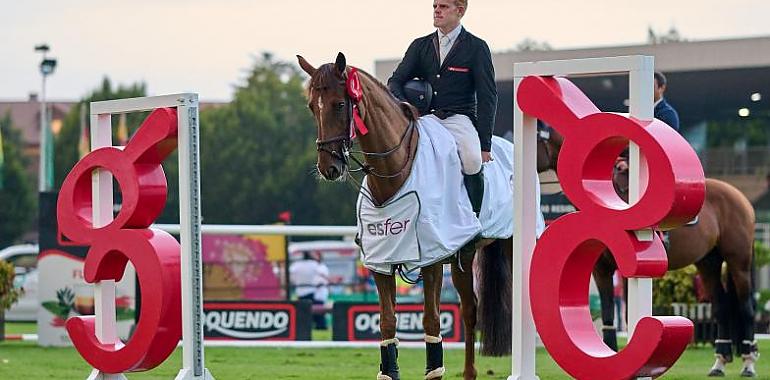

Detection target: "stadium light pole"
[35, 43, 57, 191]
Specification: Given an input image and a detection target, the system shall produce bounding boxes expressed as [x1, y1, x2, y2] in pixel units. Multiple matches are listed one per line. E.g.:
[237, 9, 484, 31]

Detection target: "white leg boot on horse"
[710, 351, 729, 377]
[741, 346, 759, 378]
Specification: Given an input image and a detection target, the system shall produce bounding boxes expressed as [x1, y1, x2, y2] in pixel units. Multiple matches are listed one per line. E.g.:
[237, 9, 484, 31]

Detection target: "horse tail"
[477, 238, 512, 356]
[751, 242, 757, 310]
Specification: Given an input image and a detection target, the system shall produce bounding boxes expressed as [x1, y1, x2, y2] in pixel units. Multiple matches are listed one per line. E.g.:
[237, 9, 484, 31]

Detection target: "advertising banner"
[37, 192, 136, 347]
[332, 302, 463, 342]
[202, 235, 283, 300]
[203, 301, 312, 341]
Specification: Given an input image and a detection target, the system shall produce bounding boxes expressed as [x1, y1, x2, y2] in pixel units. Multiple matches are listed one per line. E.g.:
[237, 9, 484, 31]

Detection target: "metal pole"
[38, 72, 47, 191]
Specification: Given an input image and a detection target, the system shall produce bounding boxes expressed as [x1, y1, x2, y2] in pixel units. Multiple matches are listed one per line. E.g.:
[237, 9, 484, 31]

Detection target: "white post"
[175, 94, 214, 380]
[627, 58, 655, 380]
[88, 112, 126, 380]
[511, 77, 540, 380]
[38, 74, 48, 191]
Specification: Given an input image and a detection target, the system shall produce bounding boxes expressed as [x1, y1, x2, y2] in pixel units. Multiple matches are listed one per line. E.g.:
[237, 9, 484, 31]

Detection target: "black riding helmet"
[403, 79, 433, 115]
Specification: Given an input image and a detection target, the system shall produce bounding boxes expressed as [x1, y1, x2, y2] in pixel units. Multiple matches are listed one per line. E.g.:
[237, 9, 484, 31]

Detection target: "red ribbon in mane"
[346, 67, 369, 138]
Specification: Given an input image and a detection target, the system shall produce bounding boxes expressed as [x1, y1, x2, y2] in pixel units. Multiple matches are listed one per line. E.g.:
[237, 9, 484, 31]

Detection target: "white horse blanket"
[357, 117, 544, 274]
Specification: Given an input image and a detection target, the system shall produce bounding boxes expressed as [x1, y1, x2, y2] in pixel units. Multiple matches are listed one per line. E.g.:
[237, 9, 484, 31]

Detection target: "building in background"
[0, 94, 74, 179]
[376, 35, 770, 199]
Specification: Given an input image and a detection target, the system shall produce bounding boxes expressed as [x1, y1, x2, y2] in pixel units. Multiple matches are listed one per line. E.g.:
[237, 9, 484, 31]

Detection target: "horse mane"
[355, 68, 419, 122]
[306, 63, 418, 122]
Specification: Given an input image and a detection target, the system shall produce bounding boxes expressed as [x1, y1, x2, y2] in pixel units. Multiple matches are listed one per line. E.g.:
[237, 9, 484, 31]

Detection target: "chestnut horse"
[298, 53, 511, 380]
[537, 125, 759, 377]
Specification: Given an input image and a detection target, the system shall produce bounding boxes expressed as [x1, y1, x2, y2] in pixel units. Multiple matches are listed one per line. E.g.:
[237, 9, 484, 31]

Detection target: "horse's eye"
[337, 102, 345, 110]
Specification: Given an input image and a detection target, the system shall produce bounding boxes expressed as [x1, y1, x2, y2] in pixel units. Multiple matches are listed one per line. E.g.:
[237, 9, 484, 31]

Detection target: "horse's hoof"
[424, 366, 445, 379]
[377, 372, 395, 380]
[741, 368, 757, 377]
[708, 368, 725, 377]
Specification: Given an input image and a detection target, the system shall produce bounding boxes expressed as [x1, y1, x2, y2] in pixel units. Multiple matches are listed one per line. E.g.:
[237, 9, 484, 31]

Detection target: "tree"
[197, 53, 357, 225]
[54, 78, 148, 189]
[513, 38, 552, 52]
[0, 113, 36, 246]
[706, 118, 770, 148]
[647, 26, 686, 44]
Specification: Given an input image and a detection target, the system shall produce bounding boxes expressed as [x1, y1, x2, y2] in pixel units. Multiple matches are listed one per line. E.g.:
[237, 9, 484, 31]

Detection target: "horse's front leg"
[451, 248, 478, 380]
[422, 263, 446, 380]
[373, 271, 400, 380]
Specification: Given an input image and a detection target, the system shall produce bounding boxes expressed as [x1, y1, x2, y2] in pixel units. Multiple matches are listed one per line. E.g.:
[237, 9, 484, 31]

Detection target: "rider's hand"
[481, 151, 493, 163]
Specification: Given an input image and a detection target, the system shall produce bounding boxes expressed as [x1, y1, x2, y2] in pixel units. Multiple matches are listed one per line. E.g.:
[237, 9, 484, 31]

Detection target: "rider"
[617, 71, 681, 165]
[653, 71, 679, 132]
[387, 0, 497, 217]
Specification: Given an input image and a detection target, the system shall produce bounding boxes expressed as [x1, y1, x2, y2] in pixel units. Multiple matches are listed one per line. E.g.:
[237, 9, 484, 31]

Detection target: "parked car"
[0, 244, 39, 321]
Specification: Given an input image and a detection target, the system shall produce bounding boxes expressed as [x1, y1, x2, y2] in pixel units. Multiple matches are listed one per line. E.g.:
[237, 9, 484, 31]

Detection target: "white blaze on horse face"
[317, 94, 324, 126]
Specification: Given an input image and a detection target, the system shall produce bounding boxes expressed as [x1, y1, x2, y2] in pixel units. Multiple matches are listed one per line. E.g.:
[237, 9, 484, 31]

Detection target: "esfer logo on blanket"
[366, 218, 411, 236]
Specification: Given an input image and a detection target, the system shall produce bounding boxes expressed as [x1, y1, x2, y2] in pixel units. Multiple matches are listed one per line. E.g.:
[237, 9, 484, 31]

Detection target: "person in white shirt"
[289, 251, 330, 329]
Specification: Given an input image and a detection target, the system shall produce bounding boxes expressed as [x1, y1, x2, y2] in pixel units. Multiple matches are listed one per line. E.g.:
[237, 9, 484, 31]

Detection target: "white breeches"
[425, 114, 482, 174]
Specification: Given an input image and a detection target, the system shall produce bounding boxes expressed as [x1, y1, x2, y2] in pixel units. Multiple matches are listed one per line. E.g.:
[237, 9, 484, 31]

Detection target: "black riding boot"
[378, 340, 400, 380]
[463, 169, 484, 216]
[425, 335, 445, 379]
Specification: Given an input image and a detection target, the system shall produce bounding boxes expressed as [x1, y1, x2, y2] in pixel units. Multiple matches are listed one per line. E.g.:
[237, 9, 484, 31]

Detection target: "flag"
[117, 113, 128, 145]
[78, 103, 89, 158]
[278, 211, 292, 224]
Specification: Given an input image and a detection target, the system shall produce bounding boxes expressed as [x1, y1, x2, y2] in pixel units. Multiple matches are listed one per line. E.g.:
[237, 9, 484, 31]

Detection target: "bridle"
[613, 157, 630, 196]
[314, 67, 416, 180]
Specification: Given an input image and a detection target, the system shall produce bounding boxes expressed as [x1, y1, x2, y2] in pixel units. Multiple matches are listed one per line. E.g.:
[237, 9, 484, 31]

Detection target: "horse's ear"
[335, 52, 346, 75]
[297, 55, 316, 76]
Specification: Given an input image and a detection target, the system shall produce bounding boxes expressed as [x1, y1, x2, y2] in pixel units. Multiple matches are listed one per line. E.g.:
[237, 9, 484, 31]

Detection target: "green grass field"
[1, 323, 767, 379]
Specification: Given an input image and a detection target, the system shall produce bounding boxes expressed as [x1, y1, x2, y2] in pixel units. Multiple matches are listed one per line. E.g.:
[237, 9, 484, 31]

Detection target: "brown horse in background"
[298, 53, 511, 380]
[537, 125, 759, 377]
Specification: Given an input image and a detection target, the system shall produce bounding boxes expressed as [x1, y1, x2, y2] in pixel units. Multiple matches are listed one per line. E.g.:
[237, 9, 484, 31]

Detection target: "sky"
[1, 0, 769, 102]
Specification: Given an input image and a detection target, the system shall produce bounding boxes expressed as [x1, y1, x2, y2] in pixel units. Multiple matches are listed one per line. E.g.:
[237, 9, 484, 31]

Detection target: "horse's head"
[536, 122, 564, 173]
[297, 53, 352, 181]
[613, 157, 630, 202]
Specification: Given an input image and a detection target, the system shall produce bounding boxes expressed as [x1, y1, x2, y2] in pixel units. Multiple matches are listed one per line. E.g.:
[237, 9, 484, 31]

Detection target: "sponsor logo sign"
[203, 301, 312, 341]
[332, 302, 463, 342]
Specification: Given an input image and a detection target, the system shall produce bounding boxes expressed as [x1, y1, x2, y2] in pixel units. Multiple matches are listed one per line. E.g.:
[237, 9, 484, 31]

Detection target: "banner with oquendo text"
[332, 302, 463, 342]
[203, 301, 312, 341]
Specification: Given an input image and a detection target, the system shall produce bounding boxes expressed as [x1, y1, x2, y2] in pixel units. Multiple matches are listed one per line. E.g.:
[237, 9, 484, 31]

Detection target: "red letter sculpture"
[519, 76, 705, 379]
[57, 108, 182, 373]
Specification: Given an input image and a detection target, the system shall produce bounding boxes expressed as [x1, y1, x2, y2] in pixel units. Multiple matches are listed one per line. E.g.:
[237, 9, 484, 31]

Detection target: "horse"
[537, 124, 759, 377]
[298, 53, 512, 380]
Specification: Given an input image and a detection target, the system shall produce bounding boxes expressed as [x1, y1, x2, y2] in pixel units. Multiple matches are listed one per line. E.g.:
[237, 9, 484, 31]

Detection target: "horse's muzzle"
[320, 161, 346, 181]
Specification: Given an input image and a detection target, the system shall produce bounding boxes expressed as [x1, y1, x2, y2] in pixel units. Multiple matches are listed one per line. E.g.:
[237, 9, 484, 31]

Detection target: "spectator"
[289, 251, 330, 329]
